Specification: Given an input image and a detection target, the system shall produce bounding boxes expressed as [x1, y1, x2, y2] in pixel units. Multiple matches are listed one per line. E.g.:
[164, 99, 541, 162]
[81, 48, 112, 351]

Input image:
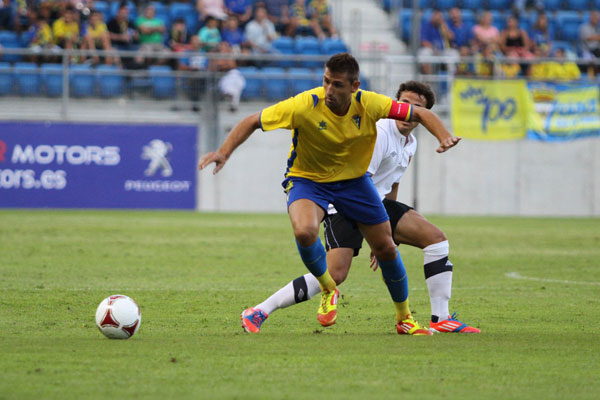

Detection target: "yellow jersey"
[53, 18, 79, 42]
[260, 87, 408, 183]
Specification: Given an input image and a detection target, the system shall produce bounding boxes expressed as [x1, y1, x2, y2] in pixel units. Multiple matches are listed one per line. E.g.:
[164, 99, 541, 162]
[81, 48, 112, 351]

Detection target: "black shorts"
[323, 199, 413, 257]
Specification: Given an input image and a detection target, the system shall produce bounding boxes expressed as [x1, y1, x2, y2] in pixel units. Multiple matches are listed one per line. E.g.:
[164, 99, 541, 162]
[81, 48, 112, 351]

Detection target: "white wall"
[198, 112, 600, 216]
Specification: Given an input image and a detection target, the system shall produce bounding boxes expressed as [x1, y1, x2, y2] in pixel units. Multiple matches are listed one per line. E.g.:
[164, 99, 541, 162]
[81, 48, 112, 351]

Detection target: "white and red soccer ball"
[95, 295, 141, 339]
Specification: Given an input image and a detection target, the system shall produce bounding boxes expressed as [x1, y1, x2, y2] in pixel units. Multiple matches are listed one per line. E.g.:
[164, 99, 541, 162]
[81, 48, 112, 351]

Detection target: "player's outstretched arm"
[412, 107, 461, 153]
[198, 112, 262, 174]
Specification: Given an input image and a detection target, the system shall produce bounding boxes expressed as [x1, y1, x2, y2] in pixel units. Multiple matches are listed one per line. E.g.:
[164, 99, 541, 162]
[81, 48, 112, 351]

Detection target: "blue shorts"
[283, 175, 389, 226]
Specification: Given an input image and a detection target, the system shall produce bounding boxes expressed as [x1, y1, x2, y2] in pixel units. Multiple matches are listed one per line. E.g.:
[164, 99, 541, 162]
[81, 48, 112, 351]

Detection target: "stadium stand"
[14, 62, 41, 96]
[70, 64, 95, 97]
[0, 62, 13, 95]
[96, 64, 125, 97]
[41, 64, 64, 97]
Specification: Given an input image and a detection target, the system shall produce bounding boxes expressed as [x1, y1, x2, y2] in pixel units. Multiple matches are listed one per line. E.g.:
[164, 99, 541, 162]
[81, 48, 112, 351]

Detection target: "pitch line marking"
[505, 272, 600, 286]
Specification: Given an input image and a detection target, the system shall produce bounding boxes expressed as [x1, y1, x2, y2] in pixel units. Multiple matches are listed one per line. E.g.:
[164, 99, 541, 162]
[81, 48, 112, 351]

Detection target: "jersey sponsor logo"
[352, 114, 361, 129]
[318, 120, 327, 131]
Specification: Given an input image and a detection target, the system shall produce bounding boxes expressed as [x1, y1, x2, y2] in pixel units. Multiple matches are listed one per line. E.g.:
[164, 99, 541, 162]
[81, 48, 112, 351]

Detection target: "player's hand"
[369, 252, 379, 271]
[198, 151, 228, 174]
[436, 136, 461, 153]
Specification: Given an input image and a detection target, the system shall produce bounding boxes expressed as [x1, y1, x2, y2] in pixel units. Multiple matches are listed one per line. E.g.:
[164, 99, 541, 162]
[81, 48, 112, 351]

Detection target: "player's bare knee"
[372, 243, 398, 261]
[329, 269, 348, 285]
[294, 228, 319, 247]
[421, 228, 447, 248]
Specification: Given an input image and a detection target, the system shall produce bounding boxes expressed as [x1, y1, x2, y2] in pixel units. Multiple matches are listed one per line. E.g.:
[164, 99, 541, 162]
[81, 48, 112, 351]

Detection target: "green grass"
[1, 210, 599, 399]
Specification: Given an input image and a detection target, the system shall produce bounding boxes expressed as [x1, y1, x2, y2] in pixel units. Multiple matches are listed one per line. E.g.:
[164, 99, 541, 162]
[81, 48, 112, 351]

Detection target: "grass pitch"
[1, 210, 599, 399]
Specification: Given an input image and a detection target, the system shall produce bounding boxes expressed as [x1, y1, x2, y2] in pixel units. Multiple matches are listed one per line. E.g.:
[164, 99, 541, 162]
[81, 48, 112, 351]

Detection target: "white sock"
[256, 273, 321, 315]
[423, 240, 452, 322]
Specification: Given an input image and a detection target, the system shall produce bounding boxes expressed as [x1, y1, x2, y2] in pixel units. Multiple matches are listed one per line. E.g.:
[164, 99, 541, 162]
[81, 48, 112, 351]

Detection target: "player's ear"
[351, 79, 360, 92]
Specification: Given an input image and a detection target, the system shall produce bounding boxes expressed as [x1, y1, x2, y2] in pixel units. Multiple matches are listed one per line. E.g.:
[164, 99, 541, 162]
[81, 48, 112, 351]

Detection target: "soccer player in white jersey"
[241, 81, 480, 334]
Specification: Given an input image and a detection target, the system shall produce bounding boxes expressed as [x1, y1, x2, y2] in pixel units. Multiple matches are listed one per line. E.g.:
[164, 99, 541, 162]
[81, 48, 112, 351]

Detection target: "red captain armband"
[388, 101, 413, 122]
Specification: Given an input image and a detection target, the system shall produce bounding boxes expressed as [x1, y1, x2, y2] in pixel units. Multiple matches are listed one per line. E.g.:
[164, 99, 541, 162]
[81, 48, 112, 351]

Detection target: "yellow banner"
[452, 79, 532, 140]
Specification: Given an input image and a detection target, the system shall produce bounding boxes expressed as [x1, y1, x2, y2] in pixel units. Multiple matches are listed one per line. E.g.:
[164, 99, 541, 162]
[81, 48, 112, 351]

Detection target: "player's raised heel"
[317, 288, 339, 327]
[429, 312, 480, 333]
[396, 318, 433, 336]
[241, 307, 268, 333]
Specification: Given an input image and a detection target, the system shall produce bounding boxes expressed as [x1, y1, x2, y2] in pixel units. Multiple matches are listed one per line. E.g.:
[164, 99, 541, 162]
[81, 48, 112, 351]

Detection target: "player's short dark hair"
[396, 81, 435, 109]
[325, 53, 359, 83]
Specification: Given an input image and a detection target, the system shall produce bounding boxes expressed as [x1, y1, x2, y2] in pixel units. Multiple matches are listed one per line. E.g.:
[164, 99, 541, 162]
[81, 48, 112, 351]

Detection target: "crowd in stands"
[411, 3, 600, 81]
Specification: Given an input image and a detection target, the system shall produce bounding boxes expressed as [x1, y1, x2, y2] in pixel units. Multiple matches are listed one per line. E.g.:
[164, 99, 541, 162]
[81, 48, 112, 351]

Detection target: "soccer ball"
[95, 295, 141, 339]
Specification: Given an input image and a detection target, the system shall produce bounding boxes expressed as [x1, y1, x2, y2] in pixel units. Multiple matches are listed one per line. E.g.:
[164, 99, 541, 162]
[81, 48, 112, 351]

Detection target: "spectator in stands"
[308, 0, 337, 39]
[288, 0, 315, 37]
[245, 5, 277, 53]
[197, 15, 221, 51]
[209, 41, 246, 112]
[418, 10, 459, 75]
[499, 15, 533, 59]
[196, 0, 228, 21]
[177, 35, 208, 111]
[475, 43, 498, 77]
[580, 11, 600, 62]
[530, 12, 552, 56]
[0, 0, 12, 30]
[26, 11, 61, 64]
[53, 6, 80, 50]
[447, 7, 473, 50]
[108, 2, 138, 51]
[472, 11, 499, 52]
[135, 4, 167, 66]
[81, 9, 114, 65]
[455, 45, 475, 76]
[225, 0, 252, 27]
[169, 18, 192, 52]
[260, 0, 291, 36]
[529, 47, 581, 81]
[221, 15, 250, 53]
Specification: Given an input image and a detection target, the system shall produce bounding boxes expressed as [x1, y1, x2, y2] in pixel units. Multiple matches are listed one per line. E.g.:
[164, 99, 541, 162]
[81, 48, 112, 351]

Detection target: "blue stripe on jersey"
[285, 128, 299, 177]
[356, 90, 362, 104]
[311, 94, 318, 108]
[259, 110, 264, 130]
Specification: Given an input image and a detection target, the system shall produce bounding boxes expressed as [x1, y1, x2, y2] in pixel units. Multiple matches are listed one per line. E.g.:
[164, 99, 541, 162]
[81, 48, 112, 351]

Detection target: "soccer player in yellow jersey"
[199, 53, 460, 334]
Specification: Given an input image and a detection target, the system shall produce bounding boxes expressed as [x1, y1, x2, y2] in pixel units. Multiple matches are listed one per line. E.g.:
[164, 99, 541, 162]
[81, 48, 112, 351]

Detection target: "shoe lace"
[251, 311, 266, 327]
[448, 312, 459, 321]
[320, 291, 330, 313]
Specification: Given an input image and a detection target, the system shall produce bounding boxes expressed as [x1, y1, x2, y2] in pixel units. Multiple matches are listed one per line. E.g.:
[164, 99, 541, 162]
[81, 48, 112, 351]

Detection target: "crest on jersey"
[318, 120, 327, 130]
[352, 114, 361, 129]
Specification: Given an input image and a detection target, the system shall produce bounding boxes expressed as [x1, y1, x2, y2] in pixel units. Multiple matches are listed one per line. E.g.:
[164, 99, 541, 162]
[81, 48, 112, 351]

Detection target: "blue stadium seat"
[402, 0, 433, 7]
[150, 1, 171, 29]
[489, 10, 505, 31]
[149, 65, 175, 98]
[542, 0, 563, 11]
[14, 62, 41, 95]
[271, 36, 295, 67]
[360, 76, 369, 91]
[564, 0, 590, 10]
[238, 66, 262, 99]
[0, 62, 13, 95]
[0, 37, 24, 63]
[461, 0, 484, 10]
[288, 67, 317, 95]
[262, 67, 288, 100]
[320, 38, 348, 56]
[0, 31, 18, 43]
[70, 64, 95, 97]
[435, 0, 458, 9]
[295, 36, 322, 68]
[459, 9, 476, 28]
[94, 1, 111, 23]
[556, 11, 583, 41]
[593, 0, 600, 9]
[488, 0, 510, 10]
[41, 64, 64, 97]
[96, 65, 124, 97]
[170, 3, 199, 34]
[398, 9, 412, 43]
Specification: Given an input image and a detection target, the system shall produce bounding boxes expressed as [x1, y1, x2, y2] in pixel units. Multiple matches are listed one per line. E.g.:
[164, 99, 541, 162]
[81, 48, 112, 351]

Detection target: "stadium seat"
[398, 9, 412, 43]
[238, 66, 262, 99]
[542, 0, 562, 11]
[288, 67, 318, 95]
[148, 65, 176, 98]
[261, 67, 288, 100]
[295, 36, 322, 68]
[41, 64, 64, 97]
[489, 10, 505, 31]
[320, 38, 348, 56]
[556, 11, 583, 42]
[461, 0, 484, 10]
[70, 64, 95, 97]
[150, 1, 171, 29]
[14, 62, 41, 95]
[170, 3, 199, 35]
[564, 0, 590, 10]
[435, 0, 458, 10]
[459, 9, 476, 28]
[96, 65, 124, 97]
[94, 1, 111, 23]
[0, 62, 13, 95]
[271, 36, 295, 68]
[488, 0, 510, 10]
[0, 38, 24, 63]
[0, 31, 18, 43]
